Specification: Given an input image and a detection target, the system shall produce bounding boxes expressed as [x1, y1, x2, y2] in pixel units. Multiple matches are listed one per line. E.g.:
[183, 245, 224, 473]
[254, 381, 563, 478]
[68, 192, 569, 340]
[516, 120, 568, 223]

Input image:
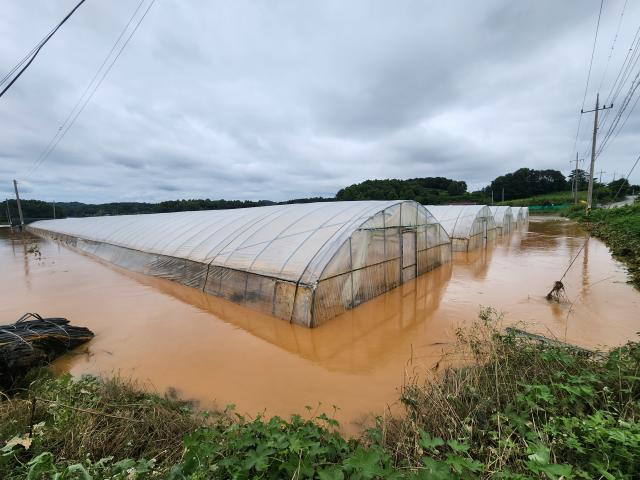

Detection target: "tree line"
[2, 168, 637, 224]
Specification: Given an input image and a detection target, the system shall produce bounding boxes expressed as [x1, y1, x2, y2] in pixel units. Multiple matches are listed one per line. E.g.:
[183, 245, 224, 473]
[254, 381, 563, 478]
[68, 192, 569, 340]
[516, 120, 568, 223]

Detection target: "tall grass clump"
[576, 204, 640, 288]
[383, 308, 640, 478]
[0, 371, 201, 479]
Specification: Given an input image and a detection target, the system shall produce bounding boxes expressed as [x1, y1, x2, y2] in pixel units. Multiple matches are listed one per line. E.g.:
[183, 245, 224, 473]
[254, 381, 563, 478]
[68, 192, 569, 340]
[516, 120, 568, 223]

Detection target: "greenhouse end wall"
[29, 201, 451, 328]
[426, 205, 497, 253]
[311, 209, 451, 326]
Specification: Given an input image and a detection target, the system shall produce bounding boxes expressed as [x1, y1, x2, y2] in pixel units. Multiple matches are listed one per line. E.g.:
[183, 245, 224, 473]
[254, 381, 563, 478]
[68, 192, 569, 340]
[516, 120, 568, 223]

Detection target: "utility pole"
[597, 170, 606, 184]
[12, 179, 24, 229]
[581, 93, 613, 212]
[501, 188, 504, 203]
[491, 189, 494, 205]
[52, 200, 56, 219]
[572, 153, 580, 204]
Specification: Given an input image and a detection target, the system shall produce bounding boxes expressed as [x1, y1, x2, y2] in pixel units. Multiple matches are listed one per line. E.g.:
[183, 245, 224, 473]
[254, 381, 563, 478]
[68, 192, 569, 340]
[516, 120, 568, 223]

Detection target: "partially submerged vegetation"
[2, 310, 638, 479]
[570, 203, 640, 288]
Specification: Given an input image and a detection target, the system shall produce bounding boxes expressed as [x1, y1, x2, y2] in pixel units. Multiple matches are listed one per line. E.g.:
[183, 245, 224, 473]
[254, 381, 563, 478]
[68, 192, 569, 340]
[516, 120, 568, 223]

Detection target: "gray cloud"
[1, 0, 639, 203]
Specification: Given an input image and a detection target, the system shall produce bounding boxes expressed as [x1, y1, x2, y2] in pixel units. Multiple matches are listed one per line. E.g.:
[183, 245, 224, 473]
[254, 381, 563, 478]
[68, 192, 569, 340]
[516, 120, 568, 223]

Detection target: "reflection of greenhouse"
[425, 205, 497, 251]
[140, 262, 454, 374]
[489, 206, 515, 236]
[515, 206, 529, 228]
[29, 201, 451, 328]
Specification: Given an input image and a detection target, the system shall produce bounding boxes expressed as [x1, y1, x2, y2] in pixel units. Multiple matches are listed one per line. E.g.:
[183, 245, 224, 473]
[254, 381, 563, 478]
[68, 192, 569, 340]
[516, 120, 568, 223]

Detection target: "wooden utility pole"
[501, 188, 504, 203]
[53, 200, 56, 219]
[597, 169, 606, 184]
[572, 152, 580, 204]
[12, 179, 24, 229]
[581, 94, 613, 212]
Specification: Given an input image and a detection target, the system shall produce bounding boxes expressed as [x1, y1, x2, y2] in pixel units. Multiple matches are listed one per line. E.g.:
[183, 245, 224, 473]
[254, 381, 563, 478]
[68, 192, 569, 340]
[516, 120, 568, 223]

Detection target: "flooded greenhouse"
[28, 200, 451, 327]
[489, 206, 515, 236]
[424, 205, 497, 251]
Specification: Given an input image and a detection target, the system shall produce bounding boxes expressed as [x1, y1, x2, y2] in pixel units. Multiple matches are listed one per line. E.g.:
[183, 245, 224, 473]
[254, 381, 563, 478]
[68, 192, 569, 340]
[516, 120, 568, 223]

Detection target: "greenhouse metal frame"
[29, 201, 451, 327]
[425, 205, 497, 251]
[515, 206, 529, 228]
[489, 206, 514, 236]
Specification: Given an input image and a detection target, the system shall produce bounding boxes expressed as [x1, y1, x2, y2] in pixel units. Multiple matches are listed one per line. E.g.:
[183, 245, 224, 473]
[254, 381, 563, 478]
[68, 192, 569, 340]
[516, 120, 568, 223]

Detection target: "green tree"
[488, 168, 567, 201]
[567, 169, 589, 191]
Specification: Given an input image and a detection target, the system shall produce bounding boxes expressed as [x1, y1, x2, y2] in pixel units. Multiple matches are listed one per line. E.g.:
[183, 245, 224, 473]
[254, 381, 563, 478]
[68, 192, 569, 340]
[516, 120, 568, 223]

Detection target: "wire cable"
[596, 0, 628, 95]
[0, 26, 58, 87]
[597, 68, 640, 156]
[25, 0, 156, 179]
[598, 25, 640, 132]
[0, 0, 88, 100]
[24, 0, 147, 179]
[612, 154, 640, 200]
[569, 0, 605, 172]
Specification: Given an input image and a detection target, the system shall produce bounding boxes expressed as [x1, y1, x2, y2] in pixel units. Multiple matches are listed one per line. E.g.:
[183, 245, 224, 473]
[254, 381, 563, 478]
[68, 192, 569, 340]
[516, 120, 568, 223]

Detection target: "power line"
[0, 0, 88, 100]
[596, 0, 628, 95]
[25, 0, 157, 179]
[596, 68, 640, 156]
[598, 24, 640, 132]
[24, 0, 148, 179]
[612, 154, 640, 199]
[580, 0, 605, 111]
[607, 87, 640, 144]
[580, 22, 640, 163]
[569, 0, 605, 170]
[0, 25, 59, 87]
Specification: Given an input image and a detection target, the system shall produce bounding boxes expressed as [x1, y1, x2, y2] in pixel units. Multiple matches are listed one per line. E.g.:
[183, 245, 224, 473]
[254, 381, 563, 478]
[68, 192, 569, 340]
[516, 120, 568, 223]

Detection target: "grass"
[569, 203, 640, 288]
[383, 310, 640, 478]
[498, 190, 584, 207]
[1, 310, 639, 478]
[498, 188, 625, 208]
[0, 372, 202, 478]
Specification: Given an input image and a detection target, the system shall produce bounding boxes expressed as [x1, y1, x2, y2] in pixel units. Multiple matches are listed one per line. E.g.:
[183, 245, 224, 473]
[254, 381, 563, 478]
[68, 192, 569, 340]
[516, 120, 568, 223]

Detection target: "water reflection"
[121, 261, 453, 373]
[450, 246, 494, 280]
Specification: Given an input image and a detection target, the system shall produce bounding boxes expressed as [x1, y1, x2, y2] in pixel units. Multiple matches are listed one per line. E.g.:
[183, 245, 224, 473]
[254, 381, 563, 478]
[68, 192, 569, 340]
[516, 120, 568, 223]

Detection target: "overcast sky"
[1, 0, 639, 203]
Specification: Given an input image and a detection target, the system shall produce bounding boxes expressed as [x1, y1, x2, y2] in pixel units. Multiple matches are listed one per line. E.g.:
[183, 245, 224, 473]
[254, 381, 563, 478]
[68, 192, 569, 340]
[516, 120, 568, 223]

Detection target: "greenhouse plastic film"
[29, 200, 452, 328]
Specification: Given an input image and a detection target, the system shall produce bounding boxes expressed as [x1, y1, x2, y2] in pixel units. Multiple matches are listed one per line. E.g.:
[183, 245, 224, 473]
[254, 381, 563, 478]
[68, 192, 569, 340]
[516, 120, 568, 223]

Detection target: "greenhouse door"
[401, 229, 416, 282]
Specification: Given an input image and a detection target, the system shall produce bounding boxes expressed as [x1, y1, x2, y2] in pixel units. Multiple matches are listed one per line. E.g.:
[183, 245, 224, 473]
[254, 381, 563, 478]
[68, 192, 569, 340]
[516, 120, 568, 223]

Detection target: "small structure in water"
[489, 206, 515, 236]
[29, 201, 451, 328]
[424, 205, 497, 252]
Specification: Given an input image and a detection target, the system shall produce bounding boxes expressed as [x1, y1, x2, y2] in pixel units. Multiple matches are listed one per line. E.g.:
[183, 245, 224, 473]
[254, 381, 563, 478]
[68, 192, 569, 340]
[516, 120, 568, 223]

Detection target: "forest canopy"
[486, 168, 567, 200]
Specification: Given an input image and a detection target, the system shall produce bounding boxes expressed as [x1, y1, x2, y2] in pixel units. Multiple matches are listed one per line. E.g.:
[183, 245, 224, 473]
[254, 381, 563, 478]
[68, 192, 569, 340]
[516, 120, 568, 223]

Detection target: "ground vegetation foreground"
[1, 309, 638, 479]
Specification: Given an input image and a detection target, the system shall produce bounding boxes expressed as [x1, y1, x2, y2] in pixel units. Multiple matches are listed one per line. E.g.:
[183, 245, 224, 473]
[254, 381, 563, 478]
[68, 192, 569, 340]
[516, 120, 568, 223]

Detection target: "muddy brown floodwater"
[1, 217, 639, 433]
